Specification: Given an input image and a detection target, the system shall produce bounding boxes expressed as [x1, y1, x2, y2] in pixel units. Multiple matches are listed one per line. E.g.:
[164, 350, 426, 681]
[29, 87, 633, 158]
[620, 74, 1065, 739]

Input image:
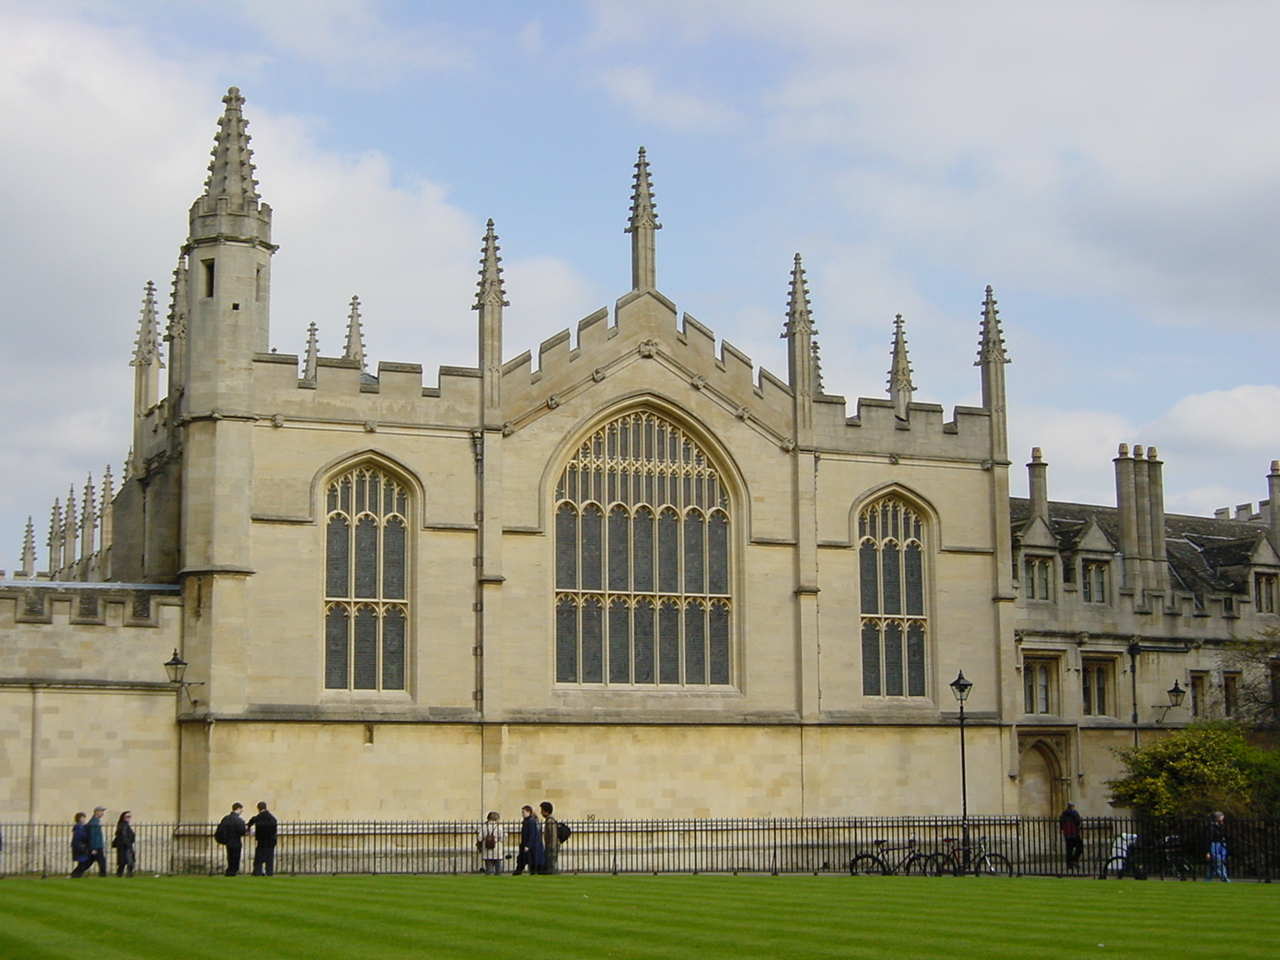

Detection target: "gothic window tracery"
[324, 464, 409, 691]
[858, 496, 928, 698]
[554, 410, 732, 686]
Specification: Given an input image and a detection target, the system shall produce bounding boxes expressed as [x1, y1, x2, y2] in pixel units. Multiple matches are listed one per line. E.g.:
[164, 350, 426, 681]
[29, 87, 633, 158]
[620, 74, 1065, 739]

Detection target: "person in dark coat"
[84, 807, 108, 877]
[112, 811, 136, 877]
[1059, 802, 1083, 869]
[513, 805, 544, 875]
[70, 813, 91, 878]
[247, 802, 278, 876]
[1205, 811, 1229, 881]
[215, 803, 249, 876]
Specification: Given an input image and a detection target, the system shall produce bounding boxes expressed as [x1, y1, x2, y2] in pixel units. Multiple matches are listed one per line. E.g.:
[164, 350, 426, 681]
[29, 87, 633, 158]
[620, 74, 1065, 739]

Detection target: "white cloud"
[597, 65, 738, 131]
[231, 0, 471, 82]
[503, 256, 604, 364]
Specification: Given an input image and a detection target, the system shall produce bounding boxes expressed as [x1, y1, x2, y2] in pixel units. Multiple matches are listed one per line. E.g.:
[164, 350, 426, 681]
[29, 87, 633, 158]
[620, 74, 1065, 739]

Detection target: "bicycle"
[1151, 835, 1194, 881]
[1099, 833, 1147, 880]
[849, 838, 939, 876]
[932, 835, 1013, 876]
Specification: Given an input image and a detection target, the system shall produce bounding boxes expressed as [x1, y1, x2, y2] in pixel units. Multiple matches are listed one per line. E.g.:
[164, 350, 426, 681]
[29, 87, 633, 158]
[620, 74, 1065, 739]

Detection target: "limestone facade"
[2, 89, 1277, 823]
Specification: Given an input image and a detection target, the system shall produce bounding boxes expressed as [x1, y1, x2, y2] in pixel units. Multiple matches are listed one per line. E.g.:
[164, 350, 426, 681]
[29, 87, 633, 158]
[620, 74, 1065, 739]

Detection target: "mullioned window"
[859, 496, 928, 698]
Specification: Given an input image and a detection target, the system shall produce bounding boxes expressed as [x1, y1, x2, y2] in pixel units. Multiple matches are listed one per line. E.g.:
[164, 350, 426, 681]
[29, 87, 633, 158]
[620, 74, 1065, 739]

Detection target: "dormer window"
[1082, 561, 1108, 604]
[1023, 556, 1053, 601]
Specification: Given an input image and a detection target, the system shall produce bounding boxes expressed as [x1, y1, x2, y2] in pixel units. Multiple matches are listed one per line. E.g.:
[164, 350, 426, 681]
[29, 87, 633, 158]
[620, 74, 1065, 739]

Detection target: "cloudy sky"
[1, 0, 1278, 573]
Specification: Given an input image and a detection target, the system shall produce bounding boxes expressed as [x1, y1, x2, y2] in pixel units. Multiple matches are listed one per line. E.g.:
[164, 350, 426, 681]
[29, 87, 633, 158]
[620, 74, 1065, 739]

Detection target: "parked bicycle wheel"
[928, 852, 959, 876]
[974, 853, 1012, 877]
[901, 854, 937, 876]
[850, 854, 887, 876]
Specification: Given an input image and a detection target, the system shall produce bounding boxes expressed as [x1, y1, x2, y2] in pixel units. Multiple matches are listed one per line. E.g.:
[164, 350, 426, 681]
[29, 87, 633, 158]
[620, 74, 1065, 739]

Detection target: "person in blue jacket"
[69, 813, 91, 877]
[513, 805, 544, 875]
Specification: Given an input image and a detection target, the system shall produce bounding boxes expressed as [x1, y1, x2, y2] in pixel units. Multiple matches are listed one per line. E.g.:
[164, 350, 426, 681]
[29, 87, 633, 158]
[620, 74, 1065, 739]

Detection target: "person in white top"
[477, 811, 506, 875]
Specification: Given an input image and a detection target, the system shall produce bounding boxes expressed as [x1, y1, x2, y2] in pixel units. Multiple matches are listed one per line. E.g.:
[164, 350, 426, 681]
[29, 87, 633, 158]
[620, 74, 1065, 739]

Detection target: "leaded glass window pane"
[658, 508, 679, 593]
[683, 511, 705, 594]
[556, 597, 578, 683]
[325, 605, 349, 689]
[609, 599, 631, 684]
[326, 516, 349, 598]
[906, 622, 925, 697]
[383, 517, 406, 600]
[581, 506, 603, 591]
[708, 512, 729, 594]
[658, 600, 680, 684]
[633, 508, 654, 592]
[634, 599, 655, 683]
[353, 605, 378, 689]
[883, 542, 901, 615]
[556, 505, 578, 590]
[684, 602, 706, 684]
[608, 506, 630, 591]
[709, 601, 730, 684]
[383, 607, 405, 689]
[582, 598, 604, 683]
[884, 621, 904, 696]
[904, 543, 923, 616]
[860, 541, 879, 614]
[862, 621, 881, 696]
[354, 517, 378, 599]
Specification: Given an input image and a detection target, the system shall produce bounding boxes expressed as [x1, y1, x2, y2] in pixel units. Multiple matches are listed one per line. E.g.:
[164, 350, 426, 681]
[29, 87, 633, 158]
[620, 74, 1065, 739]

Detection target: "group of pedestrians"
[214, 802, 278, 876]
[69, 807, 135, 878]
[1059, 802, 1234, 881]
[477, 801, 563, 875]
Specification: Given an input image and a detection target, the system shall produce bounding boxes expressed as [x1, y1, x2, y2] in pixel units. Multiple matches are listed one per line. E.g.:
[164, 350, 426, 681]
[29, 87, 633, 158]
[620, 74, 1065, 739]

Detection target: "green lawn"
[0, 874, 1275, 960]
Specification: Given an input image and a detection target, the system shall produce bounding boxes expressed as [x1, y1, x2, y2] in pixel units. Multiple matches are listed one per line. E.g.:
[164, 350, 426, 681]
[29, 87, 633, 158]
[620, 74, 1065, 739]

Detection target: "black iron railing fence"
[2, 817, 1276, 879]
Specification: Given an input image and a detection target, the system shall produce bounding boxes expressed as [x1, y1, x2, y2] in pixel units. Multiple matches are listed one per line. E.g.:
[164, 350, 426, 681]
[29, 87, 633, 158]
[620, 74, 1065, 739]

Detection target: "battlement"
[809, 395, 994, 459]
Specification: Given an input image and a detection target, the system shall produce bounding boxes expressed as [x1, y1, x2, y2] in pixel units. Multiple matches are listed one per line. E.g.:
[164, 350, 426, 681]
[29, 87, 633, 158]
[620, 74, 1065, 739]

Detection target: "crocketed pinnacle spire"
[200, 87, 260, 210]
[20, 516, 36, 575]
[782, 253, 814, 339]
[975, 285, 1009, 366]
[131, 281, 163, 368]
[625, 147, 661, 290]
[474, 220, 509, 310]
[343, 296, 367, 370]
[303, 322, 319, 382]
[888, 314, 915, 420]
[811, 339, 824, 395]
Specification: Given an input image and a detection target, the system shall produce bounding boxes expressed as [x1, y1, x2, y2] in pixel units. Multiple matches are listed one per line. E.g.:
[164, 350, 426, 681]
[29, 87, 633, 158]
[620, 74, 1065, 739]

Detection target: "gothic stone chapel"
[3, 89, 1278, 824]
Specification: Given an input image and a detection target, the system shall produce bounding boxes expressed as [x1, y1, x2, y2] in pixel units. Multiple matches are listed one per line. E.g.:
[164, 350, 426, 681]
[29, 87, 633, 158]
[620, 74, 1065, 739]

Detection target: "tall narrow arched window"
[554, 410, 732, 686]
[324, 464, 409, 691]
[858, 496, 928, 698]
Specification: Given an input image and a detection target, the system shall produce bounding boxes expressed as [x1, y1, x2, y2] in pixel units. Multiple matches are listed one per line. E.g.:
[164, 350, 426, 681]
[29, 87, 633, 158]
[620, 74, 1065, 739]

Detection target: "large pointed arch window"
[859, 496, 928, 698]
[554, 410, 732, 686]
[324, 465, 409, 691]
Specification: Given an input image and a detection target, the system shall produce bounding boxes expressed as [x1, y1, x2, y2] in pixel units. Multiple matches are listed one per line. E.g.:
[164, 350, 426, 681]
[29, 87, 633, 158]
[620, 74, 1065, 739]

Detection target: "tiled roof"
[1011, 498, 1265, 595]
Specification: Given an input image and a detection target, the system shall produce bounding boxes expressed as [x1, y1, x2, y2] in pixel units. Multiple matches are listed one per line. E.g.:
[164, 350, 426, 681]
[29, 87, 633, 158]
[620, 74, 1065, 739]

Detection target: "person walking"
[513, 805, 544, 876]
[477, 811, 506, 875]
[215, 803, 249, 876]
[540, 801, 561, 875]
[1059, 802, 1083, 870]
[1205, 811, 1230, 881]
[112, 811, 136, 877]
[84, 807, 108, 877]
[247, 802, 278, 876]
[69, 813, 91, 878]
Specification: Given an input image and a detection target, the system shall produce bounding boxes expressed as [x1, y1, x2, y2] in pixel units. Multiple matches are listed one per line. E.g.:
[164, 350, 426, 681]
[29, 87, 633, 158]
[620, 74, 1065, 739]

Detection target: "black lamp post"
[949, 670, 973, 866]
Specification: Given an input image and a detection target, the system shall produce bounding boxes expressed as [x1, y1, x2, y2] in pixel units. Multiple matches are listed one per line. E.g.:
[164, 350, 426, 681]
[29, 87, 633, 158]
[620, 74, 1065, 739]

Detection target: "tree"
[1222, 626, 1280, 734]
[1108, 723, 1279, 818]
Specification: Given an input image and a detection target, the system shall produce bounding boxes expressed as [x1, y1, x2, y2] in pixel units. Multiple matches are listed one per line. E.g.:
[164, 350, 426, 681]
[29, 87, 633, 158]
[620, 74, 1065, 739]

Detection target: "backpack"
[483, 831, 497, 850]
[556, 821, 572, 844]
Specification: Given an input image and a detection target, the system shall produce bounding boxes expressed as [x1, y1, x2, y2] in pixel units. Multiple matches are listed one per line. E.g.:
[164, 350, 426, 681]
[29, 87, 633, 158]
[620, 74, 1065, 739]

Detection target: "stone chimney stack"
[1132, 445, 1154, 594]
[1269, 460, 1280, 554]
[1114, 444, 1142, 594]
[1028, 447, 1049, 521]
[1147, 447, 1169, 593]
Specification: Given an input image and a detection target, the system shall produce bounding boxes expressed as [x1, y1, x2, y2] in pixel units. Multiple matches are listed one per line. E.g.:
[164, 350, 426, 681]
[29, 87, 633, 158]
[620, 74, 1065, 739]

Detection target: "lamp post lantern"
[949, 669, 973, 868]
